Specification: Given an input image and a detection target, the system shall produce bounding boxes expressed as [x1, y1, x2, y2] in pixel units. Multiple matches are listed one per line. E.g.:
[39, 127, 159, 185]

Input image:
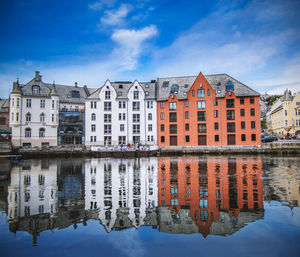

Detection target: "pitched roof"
[157, 73, 260, 101]
[0, 99, 9, 112]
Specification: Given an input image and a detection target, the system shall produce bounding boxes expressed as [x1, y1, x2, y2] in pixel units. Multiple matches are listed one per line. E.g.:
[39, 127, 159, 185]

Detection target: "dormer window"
[105, 91, 111, 99]
[134, 91, 139, 99]
[162, 81, 169, 87]
[32, 85, 40, 95]
[184, 84, 189, 88]
[72, 90, 80, 98]
[145, 84, 149, 88]
[170, 84, 179, 94]
[145, 91, 149, 96]
[117, 91, 122, 96]
[225, 81, 234, 92]
[119, 84, 123, 89]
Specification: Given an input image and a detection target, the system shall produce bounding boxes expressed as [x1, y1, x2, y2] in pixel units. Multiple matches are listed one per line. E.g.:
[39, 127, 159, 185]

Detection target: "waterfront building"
[267, 90, 300, 137]
[0, 99, 10, 132]
[9, 71, 91, 147]
[158, 156, 264, 236]
[85, 80, 157, 148]
[157, 72, 261, 147]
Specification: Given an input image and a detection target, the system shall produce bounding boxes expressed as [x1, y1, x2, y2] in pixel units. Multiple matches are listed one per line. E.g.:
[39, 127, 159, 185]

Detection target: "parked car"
[261, 135, 278, 142]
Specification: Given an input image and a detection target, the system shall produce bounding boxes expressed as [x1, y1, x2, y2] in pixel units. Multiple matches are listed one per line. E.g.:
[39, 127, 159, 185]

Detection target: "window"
[250, 97, 255, 104]
[161, 136, 165, 143]
[241, 134, 246, 141]
[40, 99, 45, 108]
[227, 110, 235, 120]
[160, 102, 164, 108]
[32, 85, 40, 95]
[0, 117, 6, 125]
[198, 124, 206, 133]
[207, 89, 210, 96]
[91, 113, 96, 121]
[162, 81, 169, 87]
[119, 101, 126, 108]
[240, 98, 244, 105]
[251, 108, 255, 116]
[160, 112, 164, 120]
[26, 112, 31, 122]
[26, 99, 31, 108]
[118, 136, 126, 145]
[132, 101, 140, 111]
[197, 101, 206, 109]
[214, 99, 218, 106]
[170, 84, 179, 94]
[200, 210, 208, 221]
[133, 114, 140, 122]
[225, 81, 234, 91]
[133, 91, 139, 99]
[105, 91, 111, 99]
[147, 101, 153, 108]
[214, 110, 218, 118]
[197, 111, 206, 121]
[240, 109, 245, 116]
[16, 113, 19, 121]
[227, 122, 235, 132]
[104, 124, 112, 134]
[133, 124, 140, 133]
[104, 114, 111, 123]
[169, 112, 177, 122]
[169, 102, 177, 110]
[241, 121, 245, 129]
[214, 122, 219, 130]
[185, 111, 189, 119]
[17, 98, 20, 107]
[186, 135, 190, 142]
[185, 101, 189, 107]
[39, 128, 45, 138]
[226, 99, 234, 108]
[52, 100, 55, 109]
[72, 90, 80, 98]
[148, 124, 152, 132]
[185, 123, 189, 131]
[104, 102, 112, 111]
[192, 90, 195, 96]
[120, 124, 125, 132]
[215, 135, 219, 142]
[91, 124, 96, 132]
[251, 134, 256, 141]
[198, 89, 205, 98]
[91, 101, 97, 109]
[169, 124, 177, 134]
[161, 124, 165, 132]
[148, 113, 152, 120]
[199, 199, 208, 208]
[40, 113, 45, 122]
[251, 121, 256, 129]
[25, 128, 31, 138]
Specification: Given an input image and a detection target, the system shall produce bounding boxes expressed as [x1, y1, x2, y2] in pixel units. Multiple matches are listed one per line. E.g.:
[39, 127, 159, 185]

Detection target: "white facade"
[84, 157, 158, 232]
[85, 80, 157, 148]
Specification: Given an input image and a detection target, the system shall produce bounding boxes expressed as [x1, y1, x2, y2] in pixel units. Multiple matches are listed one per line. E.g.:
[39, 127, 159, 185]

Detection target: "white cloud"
[100, 4, 132, 26]
[88, 0, 116, 11]
[111, 25, 158, 70]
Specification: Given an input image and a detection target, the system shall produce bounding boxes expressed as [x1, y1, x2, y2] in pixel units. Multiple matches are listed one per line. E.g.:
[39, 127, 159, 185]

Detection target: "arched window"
[25, 112, 31, 122]
[32, 85, 40, 95]
[91, 113, 96, 121]
[39, 128, 45, 138]
[40, 113, 45, 122]
[25, 128, 31, 138]
[148, 113, 152, 120]
[225, 81, 234, 92]
[11, 112, 14, 121]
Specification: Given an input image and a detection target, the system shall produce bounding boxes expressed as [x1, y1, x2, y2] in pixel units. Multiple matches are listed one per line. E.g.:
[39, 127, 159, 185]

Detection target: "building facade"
[85, 80, 157, 148]
[0, 99, 10, 132]
[157, 72, 261, 147]
[267, 90, 300, 137]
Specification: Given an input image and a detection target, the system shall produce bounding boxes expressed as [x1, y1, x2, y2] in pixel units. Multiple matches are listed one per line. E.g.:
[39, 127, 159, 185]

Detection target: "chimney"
[35, 71, 41, 82]
[75, 82, 78, 88]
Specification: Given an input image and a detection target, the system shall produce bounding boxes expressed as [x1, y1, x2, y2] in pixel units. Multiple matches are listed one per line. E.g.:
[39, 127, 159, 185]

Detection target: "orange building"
[157, 73, 261, 147]
[158, 156, 264, 236]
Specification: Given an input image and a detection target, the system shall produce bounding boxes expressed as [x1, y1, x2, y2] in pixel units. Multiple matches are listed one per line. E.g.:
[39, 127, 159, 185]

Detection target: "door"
[198, 135, 207, 145]
[170, 136, 177, 146]
[227, 135, 236, 145]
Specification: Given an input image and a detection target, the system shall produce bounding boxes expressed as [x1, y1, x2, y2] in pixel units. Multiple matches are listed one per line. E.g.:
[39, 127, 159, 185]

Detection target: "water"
[0, 155, 300, 257]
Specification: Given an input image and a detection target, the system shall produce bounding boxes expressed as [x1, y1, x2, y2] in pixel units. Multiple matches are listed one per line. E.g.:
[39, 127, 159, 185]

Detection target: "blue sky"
[0, 0, 299, 97]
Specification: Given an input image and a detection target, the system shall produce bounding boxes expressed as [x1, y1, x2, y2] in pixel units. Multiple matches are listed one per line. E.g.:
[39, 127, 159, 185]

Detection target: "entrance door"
[198, 135, 207, 145]
[227, 135, 236, 145]
[170, 136, 177, 146]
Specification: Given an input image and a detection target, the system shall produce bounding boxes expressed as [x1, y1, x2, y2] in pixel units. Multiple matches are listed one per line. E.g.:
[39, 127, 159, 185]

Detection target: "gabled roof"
[0, 99, 9, 112]
[157, 73, 260, 101]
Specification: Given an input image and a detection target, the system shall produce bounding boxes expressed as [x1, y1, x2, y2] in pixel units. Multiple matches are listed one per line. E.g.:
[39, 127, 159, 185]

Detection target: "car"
[261, 135, 278, 143]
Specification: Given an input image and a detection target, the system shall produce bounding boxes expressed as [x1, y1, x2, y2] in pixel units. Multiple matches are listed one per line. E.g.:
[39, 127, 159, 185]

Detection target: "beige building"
[267, 90, 300, 137]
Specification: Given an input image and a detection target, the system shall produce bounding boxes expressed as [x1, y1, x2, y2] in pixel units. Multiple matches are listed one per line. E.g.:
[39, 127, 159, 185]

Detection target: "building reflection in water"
[6, 156, 267, 245]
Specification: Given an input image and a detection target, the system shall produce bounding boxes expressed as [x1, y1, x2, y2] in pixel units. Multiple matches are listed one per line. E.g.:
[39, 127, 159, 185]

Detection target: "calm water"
[0, 155, 300, 257]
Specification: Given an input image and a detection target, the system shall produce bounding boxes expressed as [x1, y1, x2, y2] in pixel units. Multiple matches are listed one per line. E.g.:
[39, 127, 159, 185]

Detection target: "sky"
[0, 0, 300, 98]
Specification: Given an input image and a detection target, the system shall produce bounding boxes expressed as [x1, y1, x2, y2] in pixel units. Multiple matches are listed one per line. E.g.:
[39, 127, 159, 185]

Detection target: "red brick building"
[157, 72, 261, 147]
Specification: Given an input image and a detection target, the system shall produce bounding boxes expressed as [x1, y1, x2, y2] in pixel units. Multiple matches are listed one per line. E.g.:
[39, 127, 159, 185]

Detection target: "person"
[120, 143, 123, 151]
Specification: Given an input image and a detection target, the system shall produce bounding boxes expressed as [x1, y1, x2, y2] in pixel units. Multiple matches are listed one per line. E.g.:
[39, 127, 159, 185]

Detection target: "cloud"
[111, 25, 158, 70]
[100, 4, 132, 26]
[88, 0, 116, 11]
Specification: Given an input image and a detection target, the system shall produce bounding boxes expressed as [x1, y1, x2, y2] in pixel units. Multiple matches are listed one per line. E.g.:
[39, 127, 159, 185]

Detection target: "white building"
[84, 157, 158, 232]
[85, 80, 157, 148]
